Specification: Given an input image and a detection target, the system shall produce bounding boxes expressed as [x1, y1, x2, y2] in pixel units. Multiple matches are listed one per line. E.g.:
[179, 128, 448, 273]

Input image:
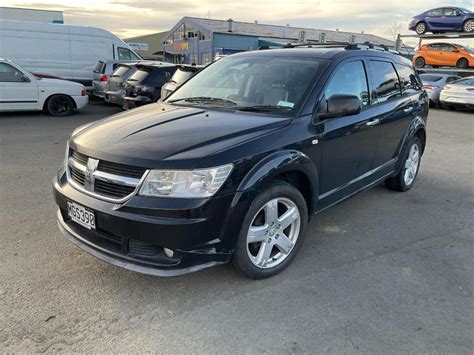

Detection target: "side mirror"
[318, 94, 361, 119]
[452, 49, 460, 53]
[21, 75, 30, 83]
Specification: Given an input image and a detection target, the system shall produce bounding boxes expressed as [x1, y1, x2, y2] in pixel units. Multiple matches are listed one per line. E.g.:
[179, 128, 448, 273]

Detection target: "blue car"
[409, 7, 474, 34]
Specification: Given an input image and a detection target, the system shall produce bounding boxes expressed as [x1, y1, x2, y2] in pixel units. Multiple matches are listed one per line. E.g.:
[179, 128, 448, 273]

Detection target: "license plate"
[67, 201, 95, 229]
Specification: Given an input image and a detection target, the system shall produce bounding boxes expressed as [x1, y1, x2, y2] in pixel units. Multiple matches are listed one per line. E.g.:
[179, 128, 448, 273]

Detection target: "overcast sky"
[4, 0, 474, 45]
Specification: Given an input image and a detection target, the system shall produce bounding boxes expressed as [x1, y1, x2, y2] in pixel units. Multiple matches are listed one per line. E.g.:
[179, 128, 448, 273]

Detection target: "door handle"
[403, 106, 413, 113]
[366, 119, 380, 126]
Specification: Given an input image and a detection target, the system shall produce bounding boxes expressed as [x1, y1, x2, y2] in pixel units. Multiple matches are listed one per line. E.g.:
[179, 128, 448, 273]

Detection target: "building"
[163, 17, 396, 65]
[124, 31, 169, 60]
[0, 6, 63, 24]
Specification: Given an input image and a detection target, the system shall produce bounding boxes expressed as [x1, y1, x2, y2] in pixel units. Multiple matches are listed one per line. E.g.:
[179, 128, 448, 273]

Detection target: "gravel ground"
[0, 104, 473, 353]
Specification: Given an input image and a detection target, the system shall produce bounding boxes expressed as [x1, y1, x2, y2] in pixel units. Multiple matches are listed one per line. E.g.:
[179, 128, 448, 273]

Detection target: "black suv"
[53, 46, 428, 279]
[122, 63, 177, 109]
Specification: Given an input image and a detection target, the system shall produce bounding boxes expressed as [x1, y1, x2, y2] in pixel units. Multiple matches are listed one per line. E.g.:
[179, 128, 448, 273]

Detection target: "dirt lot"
[0, 104, 472, 353]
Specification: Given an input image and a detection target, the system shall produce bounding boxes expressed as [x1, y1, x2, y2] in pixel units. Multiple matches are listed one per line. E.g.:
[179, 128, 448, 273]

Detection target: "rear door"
[0, 62, 38, 111]
[316, 59, 379, 206]
[369, 61, 422, 169]
[426, 8, 445, 29]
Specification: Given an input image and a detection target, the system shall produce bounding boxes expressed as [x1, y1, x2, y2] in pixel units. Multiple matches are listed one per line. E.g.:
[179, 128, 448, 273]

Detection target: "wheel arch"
[237, 150, 319, 215]
[42, 93, 77, 111]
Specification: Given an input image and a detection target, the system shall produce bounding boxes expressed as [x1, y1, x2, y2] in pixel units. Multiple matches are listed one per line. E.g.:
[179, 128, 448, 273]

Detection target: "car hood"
[70, 103, 291, 168]
[37, 78, 84, 89]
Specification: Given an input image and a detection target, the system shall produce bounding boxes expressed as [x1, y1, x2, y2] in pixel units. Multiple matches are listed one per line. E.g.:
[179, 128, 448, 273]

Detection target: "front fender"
[218, 150, 319, 250]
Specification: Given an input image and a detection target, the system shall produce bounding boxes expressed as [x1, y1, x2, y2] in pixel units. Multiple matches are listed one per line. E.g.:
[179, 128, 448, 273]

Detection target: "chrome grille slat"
[67, 149, 147, 202]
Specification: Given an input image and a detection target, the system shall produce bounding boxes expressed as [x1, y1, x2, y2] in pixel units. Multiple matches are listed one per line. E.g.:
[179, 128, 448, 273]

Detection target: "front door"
[315, 59, 380, 208]
[0, 62, 38, 111]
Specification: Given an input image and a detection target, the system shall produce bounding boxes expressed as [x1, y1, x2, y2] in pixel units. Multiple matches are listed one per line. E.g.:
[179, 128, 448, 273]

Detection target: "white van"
[0, 20, 141, 86]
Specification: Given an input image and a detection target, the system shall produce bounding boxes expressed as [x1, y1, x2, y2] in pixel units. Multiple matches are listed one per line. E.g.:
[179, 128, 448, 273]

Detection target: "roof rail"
[278, 42, 401, 56]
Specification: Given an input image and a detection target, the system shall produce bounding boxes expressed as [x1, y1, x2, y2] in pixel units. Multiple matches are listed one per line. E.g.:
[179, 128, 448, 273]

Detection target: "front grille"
[71, 150, 88, 165]
[95, 179, 136, 198]
[98, 160, 146, 179]
[70, 166, 85, 185]
[67, 149, 147, 200]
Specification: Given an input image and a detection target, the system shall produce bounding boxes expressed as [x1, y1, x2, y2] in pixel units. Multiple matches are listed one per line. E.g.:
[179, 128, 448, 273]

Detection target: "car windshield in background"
[454, 78, 474, 86]
[167, 56, 326, 112]
[111, 65, 131, 77]
[420, 75, 443, 82]
[459, 8, 472, 13]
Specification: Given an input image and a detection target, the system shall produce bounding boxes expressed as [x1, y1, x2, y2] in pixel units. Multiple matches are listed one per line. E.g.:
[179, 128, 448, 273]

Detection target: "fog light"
[163, 248, 174, 258]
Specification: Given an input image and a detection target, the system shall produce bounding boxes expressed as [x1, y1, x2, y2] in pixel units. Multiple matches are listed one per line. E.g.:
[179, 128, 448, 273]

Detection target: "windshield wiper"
[169, 96, 237, 106]
[237, 105, 293, 112]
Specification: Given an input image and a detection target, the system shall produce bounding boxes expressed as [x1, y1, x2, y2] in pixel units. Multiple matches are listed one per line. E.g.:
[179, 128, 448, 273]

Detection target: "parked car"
[409, 7, 474, 34]
[0, 20, 141, 87]
[0, 58, 88, 116]
[414, 43, 474, 69]
[160, 65, 203, 100]
[439, 76, 474, 109]
[122, 63, 177, 109]
[104, 61, 167, 106]
[420, 73, 462, 107]
[92, 60, 135, 98]
[53, 46, 428, 279]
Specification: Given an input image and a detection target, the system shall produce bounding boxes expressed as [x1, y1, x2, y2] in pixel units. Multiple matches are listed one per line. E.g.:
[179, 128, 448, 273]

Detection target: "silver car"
[440, 76, 474, 109]
[420, 73, 461, 107]
[92, 60, 134, 98]
[104, 63, 139, 106]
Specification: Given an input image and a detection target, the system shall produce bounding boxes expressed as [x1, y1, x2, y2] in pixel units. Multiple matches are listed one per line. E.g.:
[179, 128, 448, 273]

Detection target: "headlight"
[139, 164, 233, 198]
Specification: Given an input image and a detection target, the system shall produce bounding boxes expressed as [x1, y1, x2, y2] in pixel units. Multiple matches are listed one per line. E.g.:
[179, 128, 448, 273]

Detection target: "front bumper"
[53, 171, 251, 276]
[73, 95, 89, 110]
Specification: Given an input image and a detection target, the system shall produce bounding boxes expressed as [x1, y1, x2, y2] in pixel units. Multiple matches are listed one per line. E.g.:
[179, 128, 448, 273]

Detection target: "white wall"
[0, 7, 64, 24]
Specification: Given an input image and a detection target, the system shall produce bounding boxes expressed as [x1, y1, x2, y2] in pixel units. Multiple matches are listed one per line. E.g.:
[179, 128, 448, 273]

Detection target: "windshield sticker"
[277, 100, 295, 108]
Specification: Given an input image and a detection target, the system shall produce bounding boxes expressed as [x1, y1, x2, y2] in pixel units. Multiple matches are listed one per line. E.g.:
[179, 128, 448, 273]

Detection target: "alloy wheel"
[404, 143, 420, 186]
[246, 197, 301, 269]
[464, 20, 473, 32]
[416, 23, 426, 35]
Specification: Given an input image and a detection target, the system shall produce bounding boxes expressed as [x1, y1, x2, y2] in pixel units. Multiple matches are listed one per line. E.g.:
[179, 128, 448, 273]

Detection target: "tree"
[387, 21, 403, 41]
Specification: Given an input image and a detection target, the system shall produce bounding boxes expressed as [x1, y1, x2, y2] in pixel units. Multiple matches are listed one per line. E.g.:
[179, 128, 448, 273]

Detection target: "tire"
[415, 22, 427, 35]
[232, 181, 308, 279]
[463, 19, 474, 33]
[47, 95, 74, 117]
[414, 57, 425, 68]
[456, 58, 469, 69]
[385, 137, 422, 192]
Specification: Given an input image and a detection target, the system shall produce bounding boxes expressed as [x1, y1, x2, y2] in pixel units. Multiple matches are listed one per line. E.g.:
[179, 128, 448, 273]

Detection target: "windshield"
[127, 68, 150, 82]
[458, 45, 474, 54]
[167, 55, 326, 112]
[454, 78, 474, 86]
[459, 8, 472, 13]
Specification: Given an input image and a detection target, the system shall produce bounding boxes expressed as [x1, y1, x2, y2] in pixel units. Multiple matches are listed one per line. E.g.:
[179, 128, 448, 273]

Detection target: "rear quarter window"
[395, 64, 423, 95]
[368, 60, 401, 103]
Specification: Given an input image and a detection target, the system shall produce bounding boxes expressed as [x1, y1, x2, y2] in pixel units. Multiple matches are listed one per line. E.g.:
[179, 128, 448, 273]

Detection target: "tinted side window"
[369, 61, 401, 103]
[0, 63, 26, 82]
[395, 64, 422, 95]
[323, 60, 369, 107]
